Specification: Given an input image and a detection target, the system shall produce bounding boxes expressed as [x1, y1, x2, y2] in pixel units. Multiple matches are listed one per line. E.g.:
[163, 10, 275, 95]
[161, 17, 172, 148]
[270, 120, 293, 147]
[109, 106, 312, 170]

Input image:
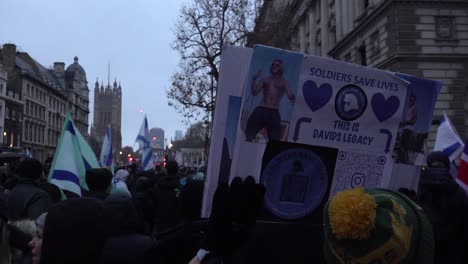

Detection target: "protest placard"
[202, 45, 442, 220]
[201, 46, 252, 217]
[393, 73, 442, 165]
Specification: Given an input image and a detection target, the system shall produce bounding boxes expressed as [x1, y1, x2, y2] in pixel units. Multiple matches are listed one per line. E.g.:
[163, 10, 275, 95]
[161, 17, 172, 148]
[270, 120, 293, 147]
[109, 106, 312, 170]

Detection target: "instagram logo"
[351, 173, 366, 188]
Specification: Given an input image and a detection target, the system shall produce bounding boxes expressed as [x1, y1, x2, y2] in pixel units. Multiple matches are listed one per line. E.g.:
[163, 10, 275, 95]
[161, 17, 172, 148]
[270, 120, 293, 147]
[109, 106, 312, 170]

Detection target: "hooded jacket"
[7, 179, 51, 221]
[40, 198, 114, 264]
[418, 166, 468, 264]
[100, 193, 153, 264]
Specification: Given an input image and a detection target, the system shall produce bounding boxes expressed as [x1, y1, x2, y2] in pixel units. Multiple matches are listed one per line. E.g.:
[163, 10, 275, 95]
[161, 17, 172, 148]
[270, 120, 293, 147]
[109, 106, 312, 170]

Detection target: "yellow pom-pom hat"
[323, 188, 434, 264]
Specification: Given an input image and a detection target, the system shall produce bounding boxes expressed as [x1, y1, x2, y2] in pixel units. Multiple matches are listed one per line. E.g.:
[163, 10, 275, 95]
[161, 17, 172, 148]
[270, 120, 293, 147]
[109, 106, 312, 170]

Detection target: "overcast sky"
[1, 0, 188, 148]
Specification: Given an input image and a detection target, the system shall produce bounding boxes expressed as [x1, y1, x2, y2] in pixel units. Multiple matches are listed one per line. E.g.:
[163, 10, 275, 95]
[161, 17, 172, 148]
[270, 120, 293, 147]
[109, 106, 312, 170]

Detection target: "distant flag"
[25, 148, 32, 158]
[135, 115, 153, 171]
[457, 139, 468, 193]
[100, 125, 114, 170]
[48, 113, 100, 196]
[433, 112, 464, 161]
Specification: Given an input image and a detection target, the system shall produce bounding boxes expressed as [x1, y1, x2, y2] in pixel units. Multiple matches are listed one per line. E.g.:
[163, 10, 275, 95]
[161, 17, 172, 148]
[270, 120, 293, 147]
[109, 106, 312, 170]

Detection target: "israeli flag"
[48, 113, 100, 196]
[434, 112, 464, 161]
[25, 148, 33, 158]
[76, 123, 100, 170]
[100, 125, 114, 168]
[135, 115, 153, 171]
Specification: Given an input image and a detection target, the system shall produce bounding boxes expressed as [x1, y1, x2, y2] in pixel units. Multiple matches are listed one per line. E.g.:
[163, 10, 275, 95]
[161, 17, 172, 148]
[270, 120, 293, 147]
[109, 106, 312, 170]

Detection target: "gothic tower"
[91, 79, 122, 155]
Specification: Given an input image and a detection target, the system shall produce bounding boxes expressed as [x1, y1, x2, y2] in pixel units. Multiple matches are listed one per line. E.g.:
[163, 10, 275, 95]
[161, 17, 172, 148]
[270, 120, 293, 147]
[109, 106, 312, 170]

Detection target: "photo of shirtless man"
[245, 59, 296, 141]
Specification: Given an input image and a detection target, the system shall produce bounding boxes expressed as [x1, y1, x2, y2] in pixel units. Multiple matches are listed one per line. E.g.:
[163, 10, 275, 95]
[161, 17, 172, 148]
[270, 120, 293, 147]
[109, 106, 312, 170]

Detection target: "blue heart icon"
[371, 93, 400, 122]
[302, 80, 333, 112]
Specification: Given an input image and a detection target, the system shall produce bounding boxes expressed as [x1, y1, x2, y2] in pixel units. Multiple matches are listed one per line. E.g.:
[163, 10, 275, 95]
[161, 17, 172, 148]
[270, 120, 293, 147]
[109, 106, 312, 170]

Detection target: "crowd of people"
[0, 151, 467, 263]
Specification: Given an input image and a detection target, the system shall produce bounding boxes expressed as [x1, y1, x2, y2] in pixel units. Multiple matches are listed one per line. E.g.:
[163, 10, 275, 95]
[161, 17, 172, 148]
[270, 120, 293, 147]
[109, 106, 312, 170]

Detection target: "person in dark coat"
[418, 151, 468, 264]
[0, 188, 13, 263]
[7, 158, 51, 221]
[40, 198, 114, 264]
[84, 168, 113, 200]
[99, 193, 153, 264]
[153, 160, 182, 234]
[38, 182, 61, 204]
[133, 175, 158, 235]
[125, 163, 138, 193]
[148, 180, 206, 264]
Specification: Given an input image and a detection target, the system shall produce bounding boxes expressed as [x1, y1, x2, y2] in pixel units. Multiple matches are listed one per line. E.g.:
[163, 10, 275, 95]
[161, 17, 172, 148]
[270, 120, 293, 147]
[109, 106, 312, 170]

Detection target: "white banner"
[203, 45, 409, 219]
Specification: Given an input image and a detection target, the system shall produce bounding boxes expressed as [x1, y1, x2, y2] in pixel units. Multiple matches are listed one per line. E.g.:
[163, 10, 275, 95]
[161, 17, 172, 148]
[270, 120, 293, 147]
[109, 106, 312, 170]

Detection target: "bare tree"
[168, 0, 260, 124]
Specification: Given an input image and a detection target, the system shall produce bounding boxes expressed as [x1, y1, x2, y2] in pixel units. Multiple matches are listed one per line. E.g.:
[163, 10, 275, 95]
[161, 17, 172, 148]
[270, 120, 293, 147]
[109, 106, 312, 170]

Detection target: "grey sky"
[1, 0, 188, 148]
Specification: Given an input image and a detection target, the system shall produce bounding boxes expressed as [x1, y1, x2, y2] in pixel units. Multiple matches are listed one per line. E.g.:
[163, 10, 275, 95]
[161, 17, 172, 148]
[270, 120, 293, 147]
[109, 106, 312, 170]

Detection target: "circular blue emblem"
[261, 148, 329, 219]
[335, 85, 367, 121]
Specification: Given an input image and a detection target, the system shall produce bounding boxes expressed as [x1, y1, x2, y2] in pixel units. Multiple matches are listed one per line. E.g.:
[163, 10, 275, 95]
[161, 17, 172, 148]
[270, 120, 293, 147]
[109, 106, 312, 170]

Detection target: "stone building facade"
[0, 43, 91, 161]
[90, 80, 122, 156]
[251, 0, 468, 147]
[0, 66, 7, 142]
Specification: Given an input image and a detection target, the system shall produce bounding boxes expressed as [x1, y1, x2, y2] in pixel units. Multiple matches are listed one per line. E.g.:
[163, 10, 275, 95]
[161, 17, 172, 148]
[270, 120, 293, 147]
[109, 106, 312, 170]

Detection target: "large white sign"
[202, 45, 409, 219]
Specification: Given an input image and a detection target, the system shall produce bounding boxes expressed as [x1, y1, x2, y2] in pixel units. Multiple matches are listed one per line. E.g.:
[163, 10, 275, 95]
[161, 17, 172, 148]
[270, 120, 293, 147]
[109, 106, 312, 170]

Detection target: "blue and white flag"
[48, 113, 100, 196]
[25, 148, 32, 158]
[135, 115, 153, 171]
[76, 124, 100, 170]
[434, 112, 464, 161]
[100, 125, 114, 169]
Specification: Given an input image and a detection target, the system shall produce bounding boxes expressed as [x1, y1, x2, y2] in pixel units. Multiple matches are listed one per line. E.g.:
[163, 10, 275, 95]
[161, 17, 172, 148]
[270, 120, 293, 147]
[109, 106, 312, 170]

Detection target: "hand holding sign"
[202, 176, 265, 259]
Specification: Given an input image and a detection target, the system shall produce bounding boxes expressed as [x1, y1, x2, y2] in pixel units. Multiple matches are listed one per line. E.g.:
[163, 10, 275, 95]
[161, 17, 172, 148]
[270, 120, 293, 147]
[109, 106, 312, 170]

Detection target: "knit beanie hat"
[323, 188, 434, 264]
[16, 158, 43, 180]
[85, 168, 113, 192]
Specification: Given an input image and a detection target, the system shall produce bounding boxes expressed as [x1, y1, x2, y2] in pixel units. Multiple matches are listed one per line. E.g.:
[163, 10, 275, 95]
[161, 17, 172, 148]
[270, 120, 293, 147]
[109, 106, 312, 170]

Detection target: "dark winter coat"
[148, 221, 206, 264]
[7, 179, 51, 220]
[418, 167, 468, 264]
[40, 198, 114, 264]
[153, 175, 182, 234]
[100, 193, 153, 264]
[84, 190, 110, 201]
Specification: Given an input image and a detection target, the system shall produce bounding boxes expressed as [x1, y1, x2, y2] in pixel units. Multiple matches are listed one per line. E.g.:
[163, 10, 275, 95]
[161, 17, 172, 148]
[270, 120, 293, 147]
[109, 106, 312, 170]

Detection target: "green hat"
[323, 188, 434, 264]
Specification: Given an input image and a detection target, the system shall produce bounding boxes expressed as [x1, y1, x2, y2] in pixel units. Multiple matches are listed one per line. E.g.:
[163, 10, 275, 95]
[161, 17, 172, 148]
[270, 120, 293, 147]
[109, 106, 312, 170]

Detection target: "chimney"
[2, 43, 16, 70]
[53, 62, 65, 77]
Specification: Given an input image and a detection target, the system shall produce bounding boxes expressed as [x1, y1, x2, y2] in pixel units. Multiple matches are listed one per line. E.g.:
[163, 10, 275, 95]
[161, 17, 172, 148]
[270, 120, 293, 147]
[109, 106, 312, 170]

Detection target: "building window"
[369, 31, 380, 57]
[316, 28, 322, 56]
[358, 44, 367, 66]
[25, 123, 28, 141]
[344, 52, 352, 62]
[0, 105, 2, 118]
[28, 124, 32, 142]
[316, 0, 321, 23]
[330, 27, 336, 46]
[436, 16, 455, 39]
[0, 84, 3, 93]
